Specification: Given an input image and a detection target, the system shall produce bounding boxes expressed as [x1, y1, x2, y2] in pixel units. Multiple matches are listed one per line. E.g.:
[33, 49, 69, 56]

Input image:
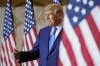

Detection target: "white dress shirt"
[50, 22, 63, 39]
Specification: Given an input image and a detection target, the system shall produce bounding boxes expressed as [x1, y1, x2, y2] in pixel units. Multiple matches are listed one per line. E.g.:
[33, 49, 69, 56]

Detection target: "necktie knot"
[53, 27, 57, 36]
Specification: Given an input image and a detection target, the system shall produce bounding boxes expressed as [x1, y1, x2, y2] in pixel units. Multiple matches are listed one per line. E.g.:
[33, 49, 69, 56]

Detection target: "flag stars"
[4, 27, 5, 30]
[27, 24, 30, 27]
[25, 22, 28, 26]
[11, 28, 13, 30]
[26, 5, 28, 7]
[83, 0, 88, 5]
[88, 1, 94, 7]
[7, 3, 10, 7]
[30, 16, 32, 19]
[76, 0, 81, 2]
[25, 32, 26, 35]
[5, 36, 7, 39]
[74, 6, 80, 13]
[7, 24, 9, 28]
[25, 18, 27, 22]
[24, 0, 35, 35]
[4, 23, 6, 26]
[72, 16, 78, 23]
[10, 19, 12, 22]
[67, 3, 73, 10]
[10, 22, 12, 25]
[31, 12, 33, 15]
[28, 15, 30, 18]
[9, 27, 11, 29]
[4, 31, 5, 34]
[29, 25, 31, 28]
[5, 20, 6, 22]
[6, 11, 8, 14]
[9, 31, 10, 33]
[81, 8, 86, 15]
[32, 22, 34, 25]
[5, 16, 7, 18]
[30, 21, 33, 24]
[28, 1, 31, 5]
[27, 28, 29, 31]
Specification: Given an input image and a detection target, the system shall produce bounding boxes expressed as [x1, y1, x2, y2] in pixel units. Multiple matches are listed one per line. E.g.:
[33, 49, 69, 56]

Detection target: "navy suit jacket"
[19, 26, 62, 66]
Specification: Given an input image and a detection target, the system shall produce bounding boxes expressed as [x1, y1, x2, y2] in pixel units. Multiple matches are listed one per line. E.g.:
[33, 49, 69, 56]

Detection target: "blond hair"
[45, 4, 63, 15]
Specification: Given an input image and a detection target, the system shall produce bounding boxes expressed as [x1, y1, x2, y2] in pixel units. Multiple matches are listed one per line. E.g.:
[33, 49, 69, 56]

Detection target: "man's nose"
[45, 15, 50, 20]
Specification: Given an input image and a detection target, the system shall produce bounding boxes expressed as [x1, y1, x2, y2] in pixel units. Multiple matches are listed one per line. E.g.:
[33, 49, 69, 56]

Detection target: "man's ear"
[58, 14, 63, 19]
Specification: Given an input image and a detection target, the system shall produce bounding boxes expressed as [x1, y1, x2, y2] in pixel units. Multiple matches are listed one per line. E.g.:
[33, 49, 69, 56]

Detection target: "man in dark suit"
[13, 3, 64, 66]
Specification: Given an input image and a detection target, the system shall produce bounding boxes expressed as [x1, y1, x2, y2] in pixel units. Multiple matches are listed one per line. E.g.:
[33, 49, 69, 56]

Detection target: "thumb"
[14, 49, 19, 53]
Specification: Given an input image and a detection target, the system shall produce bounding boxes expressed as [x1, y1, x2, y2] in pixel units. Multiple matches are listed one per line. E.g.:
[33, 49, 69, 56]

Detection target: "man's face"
[44, 10, 60, 27]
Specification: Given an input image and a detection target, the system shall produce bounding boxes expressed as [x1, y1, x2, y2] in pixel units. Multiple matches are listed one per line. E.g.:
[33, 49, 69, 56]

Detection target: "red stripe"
[12, 32, 18, 66]
[33, 27, 37, 38]
[28, 28, 38, 66]
[27, 32, 34, 66]
[2, 45, 7, 66]
[32, 27, 39, 65]
[25, 37, 34, 66]
[58, 57, 63, 66]
[12, 32, 16, 45]
[12, 32, 17, 50]
[27, 33, 34, 66]
[29, 32, 34, 48]
[30, 61, 34, 66]
[86, 14, 100, 50]
[25, 62, 28, 66]
[8, 36, 14, 52]
[25, 37, 29, 50]
[8, 36, 18, 66]
[15, 60, 18, 66]
[75, 26, 94, 66]
[62, 30, 77, 66]
[5, 41, 13, 66]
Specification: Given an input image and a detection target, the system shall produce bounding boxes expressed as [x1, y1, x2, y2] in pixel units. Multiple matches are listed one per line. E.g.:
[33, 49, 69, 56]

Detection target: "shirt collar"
[51, 22, 63, 34]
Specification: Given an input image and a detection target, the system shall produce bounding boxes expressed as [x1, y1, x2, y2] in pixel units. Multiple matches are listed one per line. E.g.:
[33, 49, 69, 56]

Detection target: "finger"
[14, 49, 19, 53]
[11, 53, 15, 60]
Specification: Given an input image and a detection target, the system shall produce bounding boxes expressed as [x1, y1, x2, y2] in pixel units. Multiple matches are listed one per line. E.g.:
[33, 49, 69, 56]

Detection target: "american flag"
[0, 0, 18, 66]
[22, 0, 38, 66]
[53, 0, 61, 4]
[59, 0, 100, 66]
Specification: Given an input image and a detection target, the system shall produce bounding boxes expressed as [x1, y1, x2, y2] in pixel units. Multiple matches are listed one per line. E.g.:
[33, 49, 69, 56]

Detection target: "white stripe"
[6, 39, 15, 66]
[25, 35, 33, 66]
[59, 41, 71, 66]
[91, 6, 100, 32]
[64, 14, 87, 66]
[26, 34, 32, 50]
[10, 34, 18, 65]
[28, 62, 32, 66]
[2, 38, 10, 66]
[30, 28, 36, 44]
[33, 60, 39, 66]
[24, 35, 28, 51]
[22, 62, 27, 66]
[79, 19, 100, 66]
[1, 48, 6, 66]
[30, 29, 39, 66]
[9, 34, 16, 49]
[23, 36, 27, 66]
[23, 36, 30, 66]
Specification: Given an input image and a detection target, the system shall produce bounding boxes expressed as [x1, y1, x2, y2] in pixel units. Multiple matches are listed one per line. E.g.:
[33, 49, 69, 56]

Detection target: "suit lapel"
[48, 28, 63, 55]
[45, 27, 51, 54]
